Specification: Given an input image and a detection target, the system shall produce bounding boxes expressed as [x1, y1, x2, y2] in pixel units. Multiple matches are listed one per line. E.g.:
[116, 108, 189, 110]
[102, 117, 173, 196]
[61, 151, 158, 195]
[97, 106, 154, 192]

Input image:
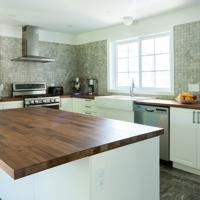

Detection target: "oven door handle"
[25, 103, 60, 107]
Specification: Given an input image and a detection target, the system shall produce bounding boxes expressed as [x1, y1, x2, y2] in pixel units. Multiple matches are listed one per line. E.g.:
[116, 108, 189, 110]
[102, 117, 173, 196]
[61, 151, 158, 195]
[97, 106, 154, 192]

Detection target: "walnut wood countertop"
[0, 107, 163, 179]
[134, 99, 200, 109]
[0, 94, 96, 102]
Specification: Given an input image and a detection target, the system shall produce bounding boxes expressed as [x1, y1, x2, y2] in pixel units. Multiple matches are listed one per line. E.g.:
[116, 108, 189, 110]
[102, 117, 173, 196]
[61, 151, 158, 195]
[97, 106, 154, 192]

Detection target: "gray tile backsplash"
[0, 36, 78, 96]
[75, 40, 107, 95]
[174, 21, 200, 95]
[1, 20, 200, 97]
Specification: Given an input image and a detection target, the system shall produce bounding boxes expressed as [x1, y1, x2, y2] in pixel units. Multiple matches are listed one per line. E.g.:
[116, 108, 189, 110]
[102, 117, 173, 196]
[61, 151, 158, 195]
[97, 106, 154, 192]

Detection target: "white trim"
[173, 162, 200, 176]
[107, 31, 174, 95]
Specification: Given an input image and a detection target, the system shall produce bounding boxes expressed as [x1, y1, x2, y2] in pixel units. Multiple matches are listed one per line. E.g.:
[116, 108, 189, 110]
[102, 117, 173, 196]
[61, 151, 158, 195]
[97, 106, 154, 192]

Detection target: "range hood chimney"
[12, 26, 55, 63]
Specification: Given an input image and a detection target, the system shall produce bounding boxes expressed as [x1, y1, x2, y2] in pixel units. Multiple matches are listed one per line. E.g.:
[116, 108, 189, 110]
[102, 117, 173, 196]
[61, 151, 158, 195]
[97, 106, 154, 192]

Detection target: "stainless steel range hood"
[12, 26, 55, 63]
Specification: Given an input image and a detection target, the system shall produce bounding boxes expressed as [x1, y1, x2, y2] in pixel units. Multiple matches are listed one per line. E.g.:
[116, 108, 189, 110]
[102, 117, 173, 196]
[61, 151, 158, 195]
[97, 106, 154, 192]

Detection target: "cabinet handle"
[145, 108, 154, 112]
[85, 112, 92, 115]
[198, 112, 200, 124]
[85, 99, 92, 102]
[85, 105, 91, 108]
[193, 111, 196, 124]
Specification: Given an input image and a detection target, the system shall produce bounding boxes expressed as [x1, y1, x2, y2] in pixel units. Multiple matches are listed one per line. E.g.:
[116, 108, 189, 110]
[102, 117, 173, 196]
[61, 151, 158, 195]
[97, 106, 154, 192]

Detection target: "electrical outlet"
[188, 83, 199, 92]
[95, 168, 105, 191]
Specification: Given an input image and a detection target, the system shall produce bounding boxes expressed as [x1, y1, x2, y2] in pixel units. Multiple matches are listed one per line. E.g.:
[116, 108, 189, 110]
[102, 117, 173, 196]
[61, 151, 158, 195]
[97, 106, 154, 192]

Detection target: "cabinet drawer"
[82, 99, 95, 106]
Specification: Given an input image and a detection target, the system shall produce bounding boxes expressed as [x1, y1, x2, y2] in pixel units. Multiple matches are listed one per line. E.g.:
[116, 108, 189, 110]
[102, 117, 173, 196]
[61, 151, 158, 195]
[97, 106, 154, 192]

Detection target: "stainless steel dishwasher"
[134, 103, 169, 161]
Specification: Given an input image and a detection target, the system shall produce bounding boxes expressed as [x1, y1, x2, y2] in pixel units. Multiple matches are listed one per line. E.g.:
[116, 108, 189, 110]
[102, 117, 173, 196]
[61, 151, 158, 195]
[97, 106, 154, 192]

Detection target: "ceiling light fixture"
[123, 16, 133, 26]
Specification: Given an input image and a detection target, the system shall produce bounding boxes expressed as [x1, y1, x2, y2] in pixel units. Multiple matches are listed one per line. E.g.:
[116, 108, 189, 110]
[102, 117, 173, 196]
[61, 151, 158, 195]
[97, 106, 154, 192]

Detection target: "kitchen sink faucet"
[130, 78, 135, 97]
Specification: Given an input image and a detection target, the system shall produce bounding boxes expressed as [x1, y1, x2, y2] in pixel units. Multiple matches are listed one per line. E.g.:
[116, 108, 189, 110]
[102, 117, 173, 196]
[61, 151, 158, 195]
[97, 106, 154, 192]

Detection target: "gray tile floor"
[161, 165, 200, 200]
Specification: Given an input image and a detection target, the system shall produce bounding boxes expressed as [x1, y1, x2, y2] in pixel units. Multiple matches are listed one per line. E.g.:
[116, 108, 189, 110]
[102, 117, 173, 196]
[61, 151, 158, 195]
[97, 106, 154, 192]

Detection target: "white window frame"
[107, 31, 174, 95]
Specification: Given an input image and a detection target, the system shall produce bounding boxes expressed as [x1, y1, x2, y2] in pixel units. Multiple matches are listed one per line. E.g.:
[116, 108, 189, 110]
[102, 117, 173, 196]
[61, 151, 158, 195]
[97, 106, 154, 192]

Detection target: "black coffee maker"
[87, 79, 97, 95]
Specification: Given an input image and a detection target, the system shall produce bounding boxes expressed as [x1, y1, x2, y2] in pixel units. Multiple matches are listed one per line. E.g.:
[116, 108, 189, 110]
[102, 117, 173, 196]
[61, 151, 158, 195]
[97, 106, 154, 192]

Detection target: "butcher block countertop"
[0, 107, 163, 180]
[0, 94, 96, 102]
[134, 99, 200, 109]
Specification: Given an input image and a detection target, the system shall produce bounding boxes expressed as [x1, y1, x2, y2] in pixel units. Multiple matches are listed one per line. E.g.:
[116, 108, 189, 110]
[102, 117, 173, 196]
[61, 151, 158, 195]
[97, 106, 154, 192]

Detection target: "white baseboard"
[173, 162, 200, 176]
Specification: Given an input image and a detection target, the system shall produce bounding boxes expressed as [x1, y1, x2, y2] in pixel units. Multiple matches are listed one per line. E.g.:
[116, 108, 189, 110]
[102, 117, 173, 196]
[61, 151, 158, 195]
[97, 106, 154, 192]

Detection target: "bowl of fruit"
[176, 92, 197, 104]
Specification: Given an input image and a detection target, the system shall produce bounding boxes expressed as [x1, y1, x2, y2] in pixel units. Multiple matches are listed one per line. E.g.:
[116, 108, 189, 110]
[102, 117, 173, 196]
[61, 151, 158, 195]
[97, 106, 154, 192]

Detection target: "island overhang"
[0, 107, 163, 179]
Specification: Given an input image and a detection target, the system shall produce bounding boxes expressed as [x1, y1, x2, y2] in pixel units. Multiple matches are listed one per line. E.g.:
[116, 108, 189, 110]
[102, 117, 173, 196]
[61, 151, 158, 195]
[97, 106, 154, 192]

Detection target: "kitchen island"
[0, 108, 163, 200]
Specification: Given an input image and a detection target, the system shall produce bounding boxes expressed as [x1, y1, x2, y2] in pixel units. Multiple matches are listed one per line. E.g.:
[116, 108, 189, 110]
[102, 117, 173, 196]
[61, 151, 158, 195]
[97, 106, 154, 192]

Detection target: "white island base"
[0, 137, 159, 200]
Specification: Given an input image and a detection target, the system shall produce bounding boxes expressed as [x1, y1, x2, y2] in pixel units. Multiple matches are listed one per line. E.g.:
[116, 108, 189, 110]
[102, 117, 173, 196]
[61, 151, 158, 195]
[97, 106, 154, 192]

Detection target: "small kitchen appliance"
[87, 79, 97, 95]
[48, 86, 63, 96]
[72, 77, 81, 95]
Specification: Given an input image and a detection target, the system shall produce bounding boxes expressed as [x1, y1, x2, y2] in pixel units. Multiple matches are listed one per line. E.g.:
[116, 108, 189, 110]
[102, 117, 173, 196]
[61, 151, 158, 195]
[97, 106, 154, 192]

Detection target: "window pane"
[129, 57, 139, 72]
[155, 54, 170, 70]
[156, 71, 170, 88]
[129, 42, 139, 57]
[117, 43, 128, 58]
[129, 73, 139, 87]
[142, 72, 155, 88]
[117, 58, 129, 72]
[117, 73, 129, 87]
[142, 56, 154, 71]
[141, 38, 154, 55]
[155, 36, 170, 54]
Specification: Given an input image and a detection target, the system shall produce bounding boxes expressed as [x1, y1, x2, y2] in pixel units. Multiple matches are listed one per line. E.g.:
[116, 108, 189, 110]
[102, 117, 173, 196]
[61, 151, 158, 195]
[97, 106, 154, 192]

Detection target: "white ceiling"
[0, 0, 199, 34]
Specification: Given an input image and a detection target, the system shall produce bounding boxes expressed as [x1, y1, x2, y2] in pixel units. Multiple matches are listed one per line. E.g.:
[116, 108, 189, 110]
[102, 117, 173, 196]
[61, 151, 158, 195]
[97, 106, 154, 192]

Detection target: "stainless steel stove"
[24, 96, 60, 108]
[12, 83, 60, 109]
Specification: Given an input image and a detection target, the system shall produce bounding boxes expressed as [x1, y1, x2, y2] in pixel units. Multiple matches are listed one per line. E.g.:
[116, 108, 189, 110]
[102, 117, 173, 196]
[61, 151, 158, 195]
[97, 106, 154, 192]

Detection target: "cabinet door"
[72, 98, 84, 113]
[73, 98, 96, 115]
[96, 107, 133, 122]
[1, 101, 23, 109]
[170, 108, 197, 168]
[60, 98, 73, 112]
[196, 111, 200, 170]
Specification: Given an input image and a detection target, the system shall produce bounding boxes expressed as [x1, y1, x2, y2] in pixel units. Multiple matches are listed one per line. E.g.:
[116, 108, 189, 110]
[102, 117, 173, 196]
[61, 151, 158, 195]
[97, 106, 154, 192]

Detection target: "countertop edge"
[134, 99, 200, 110]
[12, 128, 163, 180]
[0, 94, 97, 102]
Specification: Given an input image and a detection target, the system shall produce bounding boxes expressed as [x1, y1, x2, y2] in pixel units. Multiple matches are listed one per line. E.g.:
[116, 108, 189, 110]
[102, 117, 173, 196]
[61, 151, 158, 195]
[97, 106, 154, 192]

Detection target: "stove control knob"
[34, 100, 39, 104]
[30, 100, 34, 104]
[50, 99, 55, 103]
[54, 98, 59, 102]
[42, 99, 47, 103]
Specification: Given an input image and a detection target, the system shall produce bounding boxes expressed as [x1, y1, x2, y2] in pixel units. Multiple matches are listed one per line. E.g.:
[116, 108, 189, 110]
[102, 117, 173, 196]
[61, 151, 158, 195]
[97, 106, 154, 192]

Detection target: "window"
[108, 32, 173, 94]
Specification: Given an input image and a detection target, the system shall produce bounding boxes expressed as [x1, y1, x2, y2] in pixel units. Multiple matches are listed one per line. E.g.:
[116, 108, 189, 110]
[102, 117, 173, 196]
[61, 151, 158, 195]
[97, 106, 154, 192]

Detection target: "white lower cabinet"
[0, 101, 23, 110]
[60, 98, 73, 112]
[197, 120, 200, 170]
[170, 107, 200, 173]
[95, 97, 134, 122]
[60, 98, 97, 116]
[60, 97, 134, 121]
[73, 98, 97, 116]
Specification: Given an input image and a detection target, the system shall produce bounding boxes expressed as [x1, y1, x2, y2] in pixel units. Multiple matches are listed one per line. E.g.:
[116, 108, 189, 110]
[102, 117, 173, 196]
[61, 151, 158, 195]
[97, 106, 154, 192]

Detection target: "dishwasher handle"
[145, 108, 154, 112]
[156, 108, 168, 112]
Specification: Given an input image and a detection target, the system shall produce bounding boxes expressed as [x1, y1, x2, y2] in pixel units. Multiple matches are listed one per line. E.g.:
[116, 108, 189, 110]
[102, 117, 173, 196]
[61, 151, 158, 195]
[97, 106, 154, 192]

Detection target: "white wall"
[0, 24, 76, 45]
[75, 4, 200, 44]
[1, 4, 200, 45]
